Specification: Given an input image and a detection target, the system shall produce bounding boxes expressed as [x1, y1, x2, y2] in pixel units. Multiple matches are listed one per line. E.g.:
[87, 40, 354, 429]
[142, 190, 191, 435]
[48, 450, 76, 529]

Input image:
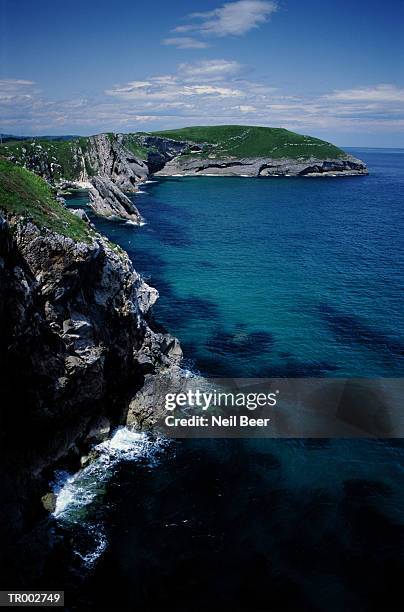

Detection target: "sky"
[1, 0, 403, 146]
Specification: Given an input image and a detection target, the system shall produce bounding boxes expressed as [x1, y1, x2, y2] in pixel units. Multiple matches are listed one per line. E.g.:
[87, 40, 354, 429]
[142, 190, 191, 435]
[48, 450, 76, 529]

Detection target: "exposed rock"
[2, 130, 368, 185]
[127, 366, 203, 431]
[70, 208, 92, 224]
[2, 131, 368, 236]
[154, 153, 368, 177]
[89, 176, 142, 222]
[80, 448, 101, 468]
[83, 133, 148, 190]
[134, 134, 189, 173]
[40, 492, 57, 513]
[0, 213, 180, 558]
[84, 415, 111, 445]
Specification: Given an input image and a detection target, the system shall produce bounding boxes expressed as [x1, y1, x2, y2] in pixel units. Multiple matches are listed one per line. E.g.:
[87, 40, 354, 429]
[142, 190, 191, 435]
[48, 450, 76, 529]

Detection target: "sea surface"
[58, 149, 404, 610]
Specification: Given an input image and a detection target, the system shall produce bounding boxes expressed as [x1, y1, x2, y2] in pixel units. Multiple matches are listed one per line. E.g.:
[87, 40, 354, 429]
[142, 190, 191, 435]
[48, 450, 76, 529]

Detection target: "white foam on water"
[54, 428, 167, 517]
[75, 526, 108, 568]
[145, 180, 156, 184]
[52, 428, 170, 566]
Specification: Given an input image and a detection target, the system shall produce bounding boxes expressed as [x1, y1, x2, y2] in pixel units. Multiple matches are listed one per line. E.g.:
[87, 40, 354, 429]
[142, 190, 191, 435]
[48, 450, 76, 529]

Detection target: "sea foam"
[53, 428, 169, 566]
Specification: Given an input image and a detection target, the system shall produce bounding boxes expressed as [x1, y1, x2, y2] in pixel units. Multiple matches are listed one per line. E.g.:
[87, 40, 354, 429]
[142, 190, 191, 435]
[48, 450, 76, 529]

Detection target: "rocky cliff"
[89, 176, 143, 222]
[0, 126, 368, 224]
[0, 191, 181, 575]
[84, 133, 149, 189]
[153, 153, 367, 177]
[148, 125, 368, 177]
[1, 133, 148, 188]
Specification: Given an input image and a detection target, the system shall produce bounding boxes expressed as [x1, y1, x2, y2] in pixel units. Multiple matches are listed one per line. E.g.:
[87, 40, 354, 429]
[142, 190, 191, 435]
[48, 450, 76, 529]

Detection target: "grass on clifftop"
[152, 125, 345, 160]
[0, 157, 93, 243]
[0, 138, 94, 180]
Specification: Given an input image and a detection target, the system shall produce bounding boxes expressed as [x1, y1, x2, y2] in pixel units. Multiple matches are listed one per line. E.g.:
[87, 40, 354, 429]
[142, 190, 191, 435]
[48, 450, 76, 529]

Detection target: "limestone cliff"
[83, 133, 149, 189]
[2, 133, 148, 190]
[153, 153, 367, 177]
[1, 126, 368, 217]
[89, 176, 143, 222]
[0, 211, 181, 566]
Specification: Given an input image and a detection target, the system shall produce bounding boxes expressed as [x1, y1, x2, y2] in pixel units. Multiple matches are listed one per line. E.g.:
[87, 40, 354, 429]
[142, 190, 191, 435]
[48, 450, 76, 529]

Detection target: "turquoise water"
[71, 148, 404, 378]
[61, 149, 404, 611]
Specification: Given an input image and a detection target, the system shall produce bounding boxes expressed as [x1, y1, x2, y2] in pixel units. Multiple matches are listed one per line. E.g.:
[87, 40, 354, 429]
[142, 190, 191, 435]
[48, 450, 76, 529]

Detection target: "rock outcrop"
[89, 176, 143, 222]
[154, 152, 368, 177]
[0, 212, 181, 570]
[132, 134, 190, 173]
[83, 133, 149, 190]
[2, 128, 368, 202]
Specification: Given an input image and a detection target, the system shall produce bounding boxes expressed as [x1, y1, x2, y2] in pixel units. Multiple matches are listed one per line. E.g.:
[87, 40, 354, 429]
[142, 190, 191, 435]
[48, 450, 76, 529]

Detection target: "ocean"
[58, 148, 404, 610]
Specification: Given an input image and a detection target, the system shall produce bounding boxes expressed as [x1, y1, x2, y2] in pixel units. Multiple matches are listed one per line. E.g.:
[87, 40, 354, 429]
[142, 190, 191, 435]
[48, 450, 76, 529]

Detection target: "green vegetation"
[0, 138, 95, 180]
[0, 157, 94, 243]
[121, 134, 150, 160]
[152, 125, 345, 160]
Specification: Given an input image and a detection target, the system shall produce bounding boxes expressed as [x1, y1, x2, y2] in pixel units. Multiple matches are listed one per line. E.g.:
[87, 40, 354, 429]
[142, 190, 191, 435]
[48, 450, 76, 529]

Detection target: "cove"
[56, 147, 404, 611]
[68, 147, 404, 379]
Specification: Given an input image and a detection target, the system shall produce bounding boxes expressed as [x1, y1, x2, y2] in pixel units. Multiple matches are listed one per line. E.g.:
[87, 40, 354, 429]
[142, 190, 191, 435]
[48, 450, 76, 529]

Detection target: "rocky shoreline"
[0, 126, 369, 580]
[0, 208, 181, 580]
[2, 131, 368, 223]
[153, 152, 367, 178]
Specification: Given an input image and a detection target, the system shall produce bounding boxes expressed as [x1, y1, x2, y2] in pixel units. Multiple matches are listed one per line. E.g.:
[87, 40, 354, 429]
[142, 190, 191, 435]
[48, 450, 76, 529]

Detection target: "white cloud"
[162, 1, 278, 48]
[178, 59, 243, 80]
[162, 37, 210, 49]
[234, 104, 257, 112]
[106, 73, 242, 101]
[105, 60, 244, 103]
[1, 67, 403, 139]
[185, 84, 242, 96]
[324, 84, 404, 103]
[0, 78, 37, 102]
[175, 0, 278, 37]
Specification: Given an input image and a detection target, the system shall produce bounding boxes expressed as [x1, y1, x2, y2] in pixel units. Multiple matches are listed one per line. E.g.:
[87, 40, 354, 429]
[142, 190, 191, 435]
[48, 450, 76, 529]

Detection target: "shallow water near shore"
[59, 148, 404, 610]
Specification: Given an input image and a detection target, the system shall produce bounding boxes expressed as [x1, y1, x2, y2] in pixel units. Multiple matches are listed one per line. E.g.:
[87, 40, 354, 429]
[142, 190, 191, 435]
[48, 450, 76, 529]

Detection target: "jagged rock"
[135, 135, 189, 173]
[85, 416, 111, 445]
[40, 493, 57, 513]
[80, 448, 101, 468]
[83, 133, 148, 190]
[2, 130, 368, 184]
[0, 213, 180, 550]
[89, 176, 142, 222]
[126, 366, 206, 431]
[70, 208, 91, 224]
[155, 153, 368, 177]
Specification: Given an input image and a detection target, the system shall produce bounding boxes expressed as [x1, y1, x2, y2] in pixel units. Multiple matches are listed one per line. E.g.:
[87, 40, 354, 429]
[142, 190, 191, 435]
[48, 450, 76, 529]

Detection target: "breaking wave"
[52, 428, 170, 566]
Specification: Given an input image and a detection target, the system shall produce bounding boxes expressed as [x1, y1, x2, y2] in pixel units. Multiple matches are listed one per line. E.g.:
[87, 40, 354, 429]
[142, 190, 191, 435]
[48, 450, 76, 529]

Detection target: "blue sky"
[1, 0, 403, 145]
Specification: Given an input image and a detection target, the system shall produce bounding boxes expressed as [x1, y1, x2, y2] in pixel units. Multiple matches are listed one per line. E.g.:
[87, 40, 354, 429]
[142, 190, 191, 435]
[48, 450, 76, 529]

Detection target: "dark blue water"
[63, 149, 404, 611]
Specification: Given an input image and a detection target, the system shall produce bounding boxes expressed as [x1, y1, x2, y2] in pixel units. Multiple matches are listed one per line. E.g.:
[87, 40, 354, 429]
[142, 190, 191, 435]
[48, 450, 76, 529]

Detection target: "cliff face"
[3, 134, 148, 187]
[1, 127, 368, 202]
[0, 212, 181, 558]
[154, 153, 367, 177]
[89, 175, 143, 222]
[83, 133, 149, 189]
[0, 128, 368, 226]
